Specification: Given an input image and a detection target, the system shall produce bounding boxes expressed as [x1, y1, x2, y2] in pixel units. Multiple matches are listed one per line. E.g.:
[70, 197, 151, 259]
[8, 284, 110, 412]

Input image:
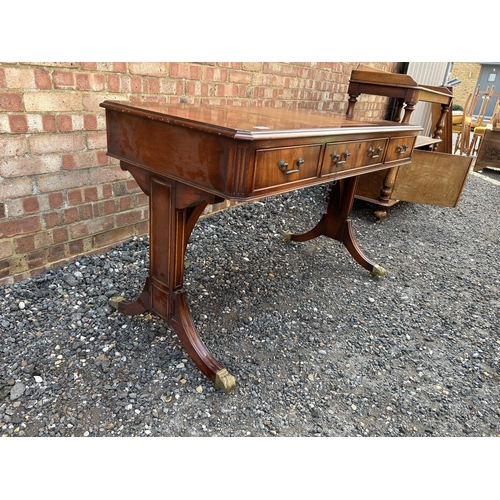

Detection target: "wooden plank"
[355, 168, 389, 201]
[350, 66, 418, 87]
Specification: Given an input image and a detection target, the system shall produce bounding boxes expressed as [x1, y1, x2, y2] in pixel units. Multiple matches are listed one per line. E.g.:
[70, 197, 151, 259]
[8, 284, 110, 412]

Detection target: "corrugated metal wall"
[406, 62, 453, 136]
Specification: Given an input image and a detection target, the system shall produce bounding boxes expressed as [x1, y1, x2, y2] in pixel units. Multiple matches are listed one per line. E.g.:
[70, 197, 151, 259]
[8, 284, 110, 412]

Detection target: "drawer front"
[253, 145, 321, 191]
[321, 141, 358, 177]
[385, 136, 416, 162]
[355, 139, 388, 168]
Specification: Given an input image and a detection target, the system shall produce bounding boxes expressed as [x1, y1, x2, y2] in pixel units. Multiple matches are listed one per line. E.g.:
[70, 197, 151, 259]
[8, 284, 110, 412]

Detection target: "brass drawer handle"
[278, 157, 304, 175]
[368, 146, 383, 158]
[330, 150, 350, 185]
[331, 150, 351, 166]
[396, 144, 409, 154]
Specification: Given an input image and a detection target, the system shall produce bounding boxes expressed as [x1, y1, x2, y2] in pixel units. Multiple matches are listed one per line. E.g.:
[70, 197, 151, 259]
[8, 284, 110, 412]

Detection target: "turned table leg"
[110, 163, 236, 392]
[431, 103, 450, 148]
[284, 176, 386, 277]
[372, 166, 400, 221]
[345, 94, 359, 119]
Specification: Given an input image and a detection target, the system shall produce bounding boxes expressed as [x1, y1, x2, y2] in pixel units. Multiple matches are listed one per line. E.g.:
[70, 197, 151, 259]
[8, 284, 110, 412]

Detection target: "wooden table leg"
[345, 93, 359, 118]
[431, 103, 450, 150]
[284, 176, 386, 277]
[373, 166, 400, 221]
[110, 163, 236, 392]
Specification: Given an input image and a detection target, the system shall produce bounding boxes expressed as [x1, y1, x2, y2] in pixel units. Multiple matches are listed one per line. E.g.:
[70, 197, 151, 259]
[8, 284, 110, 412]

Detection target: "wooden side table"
[346, 65, 472, 220]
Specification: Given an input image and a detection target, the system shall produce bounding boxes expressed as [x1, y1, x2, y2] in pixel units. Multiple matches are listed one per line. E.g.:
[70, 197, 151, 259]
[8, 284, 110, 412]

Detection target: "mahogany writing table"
[100, 101, 421, 392]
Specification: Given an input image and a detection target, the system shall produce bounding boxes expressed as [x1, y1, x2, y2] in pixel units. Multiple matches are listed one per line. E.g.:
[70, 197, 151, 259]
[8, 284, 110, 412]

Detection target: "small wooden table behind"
[100, 101, 421, 392]
[346, 65, 473, 220]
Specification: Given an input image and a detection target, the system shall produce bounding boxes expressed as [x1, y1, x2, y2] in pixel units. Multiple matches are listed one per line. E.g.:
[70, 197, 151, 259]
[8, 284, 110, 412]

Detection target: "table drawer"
[253, 144, 321, 191]
[385, 136, 416, 162]
[355, 139, 388, 167]
[321, 141, 358, 177]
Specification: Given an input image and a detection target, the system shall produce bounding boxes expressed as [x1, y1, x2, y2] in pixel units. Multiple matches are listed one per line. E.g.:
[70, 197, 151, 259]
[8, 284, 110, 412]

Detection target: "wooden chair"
[453, 87, 480, 154]
[468, 95, 500, 155]
[471, 86, 495, 128]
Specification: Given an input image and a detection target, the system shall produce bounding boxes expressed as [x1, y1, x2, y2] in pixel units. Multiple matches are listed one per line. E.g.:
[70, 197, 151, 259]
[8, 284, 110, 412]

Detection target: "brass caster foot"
[370, 264, 387, 277]
[214, 368, 237, 392]
[283, 231, 292, 243]
[110, 296, 125, 310]
[374, 210, 387, 222]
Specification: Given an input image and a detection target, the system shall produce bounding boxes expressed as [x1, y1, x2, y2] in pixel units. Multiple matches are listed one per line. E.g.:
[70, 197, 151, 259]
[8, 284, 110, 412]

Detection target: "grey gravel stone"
[10, 382, 26, 400]
[0, 170, 499, 437]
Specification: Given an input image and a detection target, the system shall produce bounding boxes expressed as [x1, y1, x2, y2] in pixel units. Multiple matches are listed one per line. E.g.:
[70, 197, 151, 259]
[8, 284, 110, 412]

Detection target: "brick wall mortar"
[0, 61, 398, 284]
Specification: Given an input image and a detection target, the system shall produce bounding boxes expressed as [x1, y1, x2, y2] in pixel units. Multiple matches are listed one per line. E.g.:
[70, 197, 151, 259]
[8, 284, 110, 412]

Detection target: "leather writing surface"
[101, 101, 421, 140]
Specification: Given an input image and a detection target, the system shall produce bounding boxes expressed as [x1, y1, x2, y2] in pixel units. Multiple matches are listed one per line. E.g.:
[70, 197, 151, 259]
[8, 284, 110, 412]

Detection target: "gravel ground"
[1, 169, 499, 439]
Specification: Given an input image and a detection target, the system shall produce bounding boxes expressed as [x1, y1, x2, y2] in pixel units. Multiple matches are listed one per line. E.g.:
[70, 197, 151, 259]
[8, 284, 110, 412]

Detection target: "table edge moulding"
[100, 100, 422, 392]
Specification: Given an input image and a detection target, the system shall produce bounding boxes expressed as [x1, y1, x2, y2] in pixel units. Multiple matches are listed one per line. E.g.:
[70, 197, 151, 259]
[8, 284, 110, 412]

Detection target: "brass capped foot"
[110, 296, 125, 310]
[214, 368, 237, 392]
[282, 231, 292, 243]
[370, 264, 387, 277]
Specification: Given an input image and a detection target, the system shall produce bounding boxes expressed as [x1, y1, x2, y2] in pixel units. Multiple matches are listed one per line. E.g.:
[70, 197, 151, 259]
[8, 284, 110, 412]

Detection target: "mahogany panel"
[252, 144, 321, 192]
[385, 136, 417, 163]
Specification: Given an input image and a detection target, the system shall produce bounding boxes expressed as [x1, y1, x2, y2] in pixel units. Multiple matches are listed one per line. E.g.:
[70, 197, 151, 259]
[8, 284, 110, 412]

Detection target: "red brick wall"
[0, 62, 398, 284]
[449, 62, 482, 109]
